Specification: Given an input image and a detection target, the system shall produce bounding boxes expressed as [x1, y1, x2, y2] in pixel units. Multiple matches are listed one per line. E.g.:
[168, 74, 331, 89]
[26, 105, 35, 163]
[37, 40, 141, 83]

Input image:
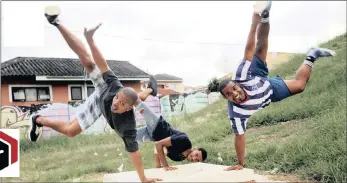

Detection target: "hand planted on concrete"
[163, 166, 178, 171]
[142, 177, 163, 183]
[223, 164, 244, 171]
[244, 180, 256, 183]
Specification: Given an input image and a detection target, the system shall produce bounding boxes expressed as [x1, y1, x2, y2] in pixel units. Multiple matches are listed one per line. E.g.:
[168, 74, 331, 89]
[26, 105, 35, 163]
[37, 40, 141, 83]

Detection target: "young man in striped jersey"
[219, 1, 336, 171]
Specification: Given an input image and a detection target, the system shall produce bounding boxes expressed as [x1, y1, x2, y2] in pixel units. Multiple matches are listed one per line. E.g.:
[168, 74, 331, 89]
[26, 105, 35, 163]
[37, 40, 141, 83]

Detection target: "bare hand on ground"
[223, 164, 244, 171]
[142, 177, 163, 183]
[163, 166, 178, 171]
[84, 23, 102, 40]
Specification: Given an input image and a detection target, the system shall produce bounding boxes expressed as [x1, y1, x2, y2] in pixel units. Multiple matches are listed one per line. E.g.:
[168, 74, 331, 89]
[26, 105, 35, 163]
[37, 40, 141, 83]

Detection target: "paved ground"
[103, 162, 285, 182]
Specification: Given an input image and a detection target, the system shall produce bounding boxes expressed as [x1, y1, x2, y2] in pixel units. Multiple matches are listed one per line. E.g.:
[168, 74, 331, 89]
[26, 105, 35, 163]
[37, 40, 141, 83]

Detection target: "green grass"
[5, 33, 346, 182]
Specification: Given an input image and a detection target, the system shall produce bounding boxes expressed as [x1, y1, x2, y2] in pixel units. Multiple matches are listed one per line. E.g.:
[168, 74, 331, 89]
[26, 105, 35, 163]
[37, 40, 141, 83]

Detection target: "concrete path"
[104, 162, 285, 182]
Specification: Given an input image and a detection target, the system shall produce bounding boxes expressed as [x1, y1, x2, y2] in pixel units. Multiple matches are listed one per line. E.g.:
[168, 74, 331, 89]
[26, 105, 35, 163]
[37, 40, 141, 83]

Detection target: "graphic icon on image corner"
[0, 129, 20, 177]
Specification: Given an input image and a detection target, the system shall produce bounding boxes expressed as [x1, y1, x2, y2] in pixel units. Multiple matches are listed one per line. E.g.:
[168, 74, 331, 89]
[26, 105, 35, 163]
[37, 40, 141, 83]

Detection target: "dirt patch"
[81, 172, 104, 182]
[248, 120, 300, 133]
[265, 173, 316, 183]
[193, 114, 210, 124]
[246, 126, 269, 133]
[256, 133, 291, 143]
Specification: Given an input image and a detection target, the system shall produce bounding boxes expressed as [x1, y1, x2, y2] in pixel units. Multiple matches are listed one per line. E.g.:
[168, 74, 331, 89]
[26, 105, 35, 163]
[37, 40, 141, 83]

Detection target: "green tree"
[206, 77, 220, 94]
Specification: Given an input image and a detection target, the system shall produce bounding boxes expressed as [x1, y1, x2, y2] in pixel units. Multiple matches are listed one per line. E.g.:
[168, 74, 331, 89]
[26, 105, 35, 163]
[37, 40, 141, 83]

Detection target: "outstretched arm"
[224, 133, 246, 171]
[130, 150, 162, 182]
[130, 151, 146, 181]
[124, 128, 162, 182]
[84, 23, 110, 73]
[224, 103, 247, 171]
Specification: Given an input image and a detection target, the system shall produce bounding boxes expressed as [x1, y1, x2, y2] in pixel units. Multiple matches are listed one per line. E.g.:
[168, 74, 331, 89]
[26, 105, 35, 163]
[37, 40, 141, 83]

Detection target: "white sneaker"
[44, 6, 61, 26]
[254, 1, 272, 14]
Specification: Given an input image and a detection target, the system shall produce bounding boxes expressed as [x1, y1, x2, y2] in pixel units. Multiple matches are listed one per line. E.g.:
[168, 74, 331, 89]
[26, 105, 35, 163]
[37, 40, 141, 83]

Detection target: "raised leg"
[284, 48, 336, 94]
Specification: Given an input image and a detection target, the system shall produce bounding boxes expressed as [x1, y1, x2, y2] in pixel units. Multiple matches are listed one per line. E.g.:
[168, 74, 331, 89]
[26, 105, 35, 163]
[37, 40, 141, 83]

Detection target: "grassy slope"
[7, 33, 346, 182]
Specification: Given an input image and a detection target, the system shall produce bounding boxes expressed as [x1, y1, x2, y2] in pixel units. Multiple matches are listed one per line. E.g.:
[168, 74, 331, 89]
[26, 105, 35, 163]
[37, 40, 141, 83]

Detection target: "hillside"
[7, 33, 346, 183]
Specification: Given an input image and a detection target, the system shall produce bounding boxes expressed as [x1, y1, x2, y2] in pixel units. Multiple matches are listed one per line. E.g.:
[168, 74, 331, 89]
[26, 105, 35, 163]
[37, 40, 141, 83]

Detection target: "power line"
[44, 25, 244, 47]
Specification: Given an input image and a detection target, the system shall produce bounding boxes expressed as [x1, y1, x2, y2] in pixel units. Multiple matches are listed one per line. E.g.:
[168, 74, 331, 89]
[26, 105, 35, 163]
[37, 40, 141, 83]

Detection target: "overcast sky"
[2, 1, 346, 86]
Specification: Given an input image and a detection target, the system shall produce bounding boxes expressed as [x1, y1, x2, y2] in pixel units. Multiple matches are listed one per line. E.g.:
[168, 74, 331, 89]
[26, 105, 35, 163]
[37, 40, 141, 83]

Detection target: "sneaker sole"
[319, 48, 336, 56]
[27, 115, 42, 142]
[254, 1, 271, 13]
[27, 126, 42, 142]
[308, 47, 336, 57]
[149, 75, 158, 96]
[28, 115, 35, 141]
[44, 6, 61, 16]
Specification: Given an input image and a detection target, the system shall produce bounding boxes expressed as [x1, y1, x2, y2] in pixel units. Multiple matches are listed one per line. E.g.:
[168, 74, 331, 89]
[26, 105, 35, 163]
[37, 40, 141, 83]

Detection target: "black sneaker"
[44, 6, 61, 26]
[260, 10, 269, 18]
[28, 114, 42, 142]
[147, 75, 158, 96]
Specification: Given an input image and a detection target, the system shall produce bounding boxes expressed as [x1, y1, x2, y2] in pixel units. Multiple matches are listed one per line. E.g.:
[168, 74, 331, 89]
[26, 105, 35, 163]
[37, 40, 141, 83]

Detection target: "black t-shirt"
[152, 116, 192, 161]
[99, 70, 138, 153]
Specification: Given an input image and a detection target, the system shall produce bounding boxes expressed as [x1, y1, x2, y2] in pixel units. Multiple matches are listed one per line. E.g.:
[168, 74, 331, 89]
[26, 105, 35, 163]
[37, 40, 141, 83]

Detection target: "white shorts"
[76, 67, 108, 130]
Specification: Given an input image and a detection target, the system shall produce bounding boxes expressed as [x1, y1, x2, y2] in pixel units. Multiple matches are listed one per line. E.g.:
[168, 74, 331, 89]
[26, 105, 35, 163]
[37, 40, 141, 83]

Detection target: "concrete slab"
[103, 162, 283, 182]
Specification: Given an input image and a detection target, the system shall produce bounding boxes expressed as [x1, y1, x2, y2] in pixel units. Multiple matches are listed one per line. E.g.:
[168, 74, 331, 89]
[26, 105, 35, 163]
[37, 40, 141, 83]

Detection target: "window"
[167, 84, 179, 91]
[87, 86, 95, 97]
[68, 85, 94, 101]
[71, 86, 83, 100]
[11, 87, 51, 102]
